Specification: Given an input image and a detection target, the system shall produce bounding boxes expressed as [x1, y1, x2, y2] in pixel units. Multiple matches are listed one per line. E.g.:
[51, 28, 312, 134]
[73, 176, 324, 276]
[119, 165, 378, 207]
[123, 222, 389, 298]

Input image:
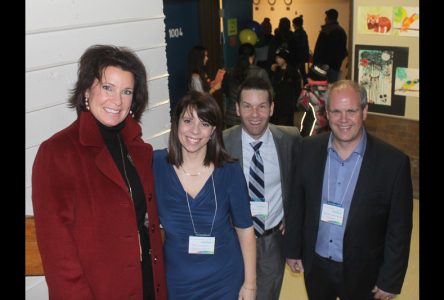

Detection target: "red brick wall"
[365, 114, 419, 199]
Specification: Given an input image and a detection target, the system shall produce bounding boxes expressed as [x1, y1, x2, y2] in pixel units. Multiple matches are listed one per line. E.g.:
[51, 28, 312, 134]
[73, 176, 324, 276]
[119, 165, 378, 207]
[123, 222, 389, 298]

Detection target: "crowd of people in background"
[185, 9, 349, 135]
[31, 7, 413, 300]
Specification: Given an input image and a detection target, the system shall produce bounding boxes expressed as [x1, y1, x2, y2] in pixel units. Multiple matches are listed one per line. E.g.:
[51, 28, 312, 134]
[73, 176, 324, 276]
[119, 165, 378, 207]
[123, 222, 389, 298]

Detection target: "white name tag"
[188, 236, 215, 255]
[320, 203, 344, 226]
[250, 201, 268, 217]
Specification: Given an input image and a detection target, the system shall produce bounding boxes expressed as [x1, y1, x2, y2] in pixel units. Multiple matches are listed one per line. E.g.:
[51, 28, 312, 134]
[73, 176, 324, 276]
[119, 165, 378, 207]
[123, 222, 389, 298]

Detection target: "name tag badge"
[320, 203, 344, 226]
[188, 236, 215, 255]
[250, 201, 268, 217]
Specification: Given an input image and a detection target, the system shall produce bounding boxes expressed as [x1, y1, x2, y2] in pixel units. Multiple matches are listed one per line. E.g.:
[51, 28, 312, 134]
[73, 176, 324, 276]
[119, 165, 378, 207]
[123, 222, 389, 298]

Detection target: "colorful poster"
[392, 6, 419, 37]
[354, 45, 409, 116]
[395, 68, 419, 97]
[357, 6, 393, 35]
[357, 49, 393, 105]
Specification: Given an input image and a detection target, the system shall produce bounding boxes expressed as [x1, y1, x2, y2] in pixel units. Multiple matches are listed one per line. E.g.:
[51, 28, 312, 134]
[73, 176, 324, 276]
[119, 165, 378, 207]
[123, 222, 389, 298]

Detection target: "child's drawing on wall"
[395, 67, 419, 97]
[358, 6, 393, 35]
[358, 49, 394, 106]
[393, 6, 419, 37]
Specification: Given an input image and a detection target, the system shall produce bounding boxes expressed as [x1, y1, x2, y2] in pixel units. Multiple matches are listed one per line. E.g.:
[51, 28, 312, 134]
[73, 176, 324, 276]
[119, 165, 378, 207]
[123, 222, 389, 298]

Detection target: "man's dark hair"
[236, 77, 273, 105]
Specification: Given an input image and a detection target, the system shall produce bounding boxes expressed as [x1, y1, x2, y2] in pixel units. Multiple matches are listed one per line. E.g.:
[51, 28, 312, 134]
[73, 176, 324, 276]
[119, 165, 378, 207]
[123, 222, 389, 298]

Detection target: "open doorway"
[252, 0, 352, 79]
[163, 0, 352, 115]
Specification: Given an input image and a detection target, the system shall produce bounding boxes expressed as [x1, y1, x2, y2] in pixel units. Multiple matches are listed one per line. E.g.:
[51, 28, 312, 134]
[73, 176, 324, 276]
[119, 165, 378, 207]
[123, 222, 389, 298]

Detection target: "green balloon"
[239, 29, 257, 46]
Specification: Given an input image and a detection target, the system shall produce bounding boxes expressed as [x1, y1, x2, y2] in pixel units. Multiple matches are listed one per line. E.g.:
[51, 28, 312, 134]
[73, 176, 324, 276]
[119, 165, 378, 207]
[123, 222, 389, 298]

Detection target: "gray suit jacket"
[223, 124, 301, 224]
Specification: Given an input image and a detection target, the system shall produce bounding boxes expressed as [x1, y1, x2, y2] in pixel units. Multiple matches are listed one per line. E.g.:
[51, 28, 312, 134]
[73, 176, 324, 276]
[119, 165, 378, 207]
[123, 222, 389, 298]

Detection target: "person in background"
[224, 77, 301, 300]
[256, 17, 274, 70]
[270, 47, 301, 126]
[267, 17, 296, 75]
[260, 17, 273, 41]
[292, 15, 310, 85]
[312, 9, 348, 83]
[32, 44, 167, 300]
[153, 91, 256, 300]
[222, 43, 271, 129]
[187, 45, 222, 95]
[284, 80, 413, 300]
[297, 64, 330, 137]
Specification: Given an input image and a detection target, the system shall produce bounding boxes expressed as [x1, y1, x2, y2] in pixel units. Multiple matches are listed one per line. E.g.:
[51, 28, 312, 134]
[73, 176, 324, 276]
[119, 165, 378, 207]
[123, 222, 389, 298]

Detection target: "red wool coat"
[32, 112, 167, 300]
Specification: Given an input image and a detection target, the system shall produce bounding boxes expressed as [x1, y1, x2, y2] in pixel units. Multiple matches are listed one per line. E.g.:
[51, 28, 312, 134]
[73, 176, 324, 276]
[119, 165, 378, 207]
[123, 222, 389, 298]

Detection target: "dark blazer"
[283, 132, 413, 296]
[223, 124, 301, 223]
[32, 112, 167, 300]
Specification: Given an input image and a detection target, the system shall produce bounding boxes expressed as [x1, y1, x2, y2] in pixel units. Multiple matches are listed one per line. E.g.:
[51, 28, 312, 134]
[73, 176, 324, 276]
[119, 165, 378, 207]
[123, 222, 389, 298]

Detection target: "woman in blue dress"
[153, 91, 256, 300]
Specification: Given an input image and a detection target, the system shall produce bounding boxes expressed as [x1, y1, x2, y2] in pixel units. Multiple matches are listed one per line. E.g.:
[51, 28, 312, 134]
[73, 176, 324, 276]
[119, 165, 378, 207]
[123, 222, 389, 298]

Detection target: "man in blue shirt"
[283, 80, 413, 300]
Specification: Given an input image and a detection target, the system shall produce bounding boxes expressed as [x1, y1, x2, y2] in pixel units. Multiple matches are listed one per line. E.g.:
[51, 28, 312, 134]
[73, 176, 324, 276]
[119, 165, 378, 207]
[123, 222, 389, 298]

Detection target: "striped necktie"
[249, 141, 265, 237]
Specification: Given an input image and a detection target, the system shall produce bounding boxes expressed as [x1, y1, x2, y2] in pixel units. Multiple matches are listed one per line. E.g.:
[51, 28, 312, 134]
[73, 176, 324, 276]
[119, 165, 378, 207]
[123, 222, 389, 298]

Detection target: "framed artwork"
[357, 6, 393, 35]
[394, 67, 419, 97]
[354, 44, 409, 116]
[393, 6, 419, 37]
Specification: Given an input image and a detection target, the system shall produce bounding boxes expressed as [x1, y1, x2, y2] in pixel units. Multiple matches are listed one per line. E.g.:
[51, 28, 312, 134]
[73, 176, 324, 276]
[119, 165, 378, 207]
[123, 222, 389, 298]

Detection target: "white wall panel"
[26, 147, 39, 188]
[140, 103, 171, 139]
[26, 19, 166, 71]
[147, 77, 170, 108]
[26, 105, 77, 149]
[26, 0, 163, 32]
[26, 65, 77, 113]
[146, 131, 170, 150]
[26, 186, 33, 215]
[26, 276, 48, 299]
[139, 47, 168, 78]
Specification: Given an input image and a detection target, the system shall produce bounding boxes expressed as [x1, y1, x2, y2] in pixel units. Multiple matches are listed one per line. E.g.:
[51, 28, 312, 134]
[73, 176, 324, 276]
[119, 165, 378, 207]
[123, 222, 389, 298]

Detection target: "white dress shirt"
[241, 127, 283, 230]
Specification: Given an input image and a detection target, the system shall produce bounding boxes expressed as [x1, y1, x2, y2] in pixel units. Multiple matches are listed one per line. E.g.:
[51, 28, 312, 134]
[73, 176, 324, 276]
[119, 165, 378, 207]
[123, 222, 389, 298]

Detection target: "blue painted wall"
[164, 0, 201, 115]
[221, 0, 252, 69]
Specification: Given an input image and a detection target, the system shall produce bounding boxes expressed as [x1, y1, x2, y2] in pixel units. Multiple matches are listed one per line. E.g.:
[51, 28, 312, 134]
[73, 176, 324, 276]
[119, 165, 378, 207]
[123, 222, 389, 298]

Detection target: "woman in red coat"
[32, 45, 167, 300]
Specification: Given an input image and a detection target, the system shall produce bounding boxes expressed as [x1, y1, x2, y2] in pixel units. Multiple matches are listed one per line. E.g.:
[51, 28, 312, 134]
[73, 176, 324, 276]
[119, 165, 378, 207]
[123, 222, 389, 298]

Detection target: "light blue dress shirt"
[315, 129, 367, 262]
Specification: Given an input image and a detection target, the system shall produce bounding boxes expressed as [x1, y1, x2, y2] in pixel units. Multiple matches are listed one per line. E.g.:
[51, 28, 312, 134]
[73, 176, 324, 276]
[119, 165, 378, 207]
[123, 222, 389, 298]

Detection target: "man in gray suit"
[223, 77, 301, 300]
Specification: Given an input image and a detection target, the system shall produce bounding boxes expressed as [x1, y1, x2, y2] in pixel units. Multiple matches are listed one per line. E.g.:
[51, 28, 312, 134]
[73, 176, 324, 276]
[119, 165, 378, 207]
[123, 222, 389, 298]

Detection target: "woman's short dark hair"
[167, 91, 235, 167]
[68, 44, 148, 121]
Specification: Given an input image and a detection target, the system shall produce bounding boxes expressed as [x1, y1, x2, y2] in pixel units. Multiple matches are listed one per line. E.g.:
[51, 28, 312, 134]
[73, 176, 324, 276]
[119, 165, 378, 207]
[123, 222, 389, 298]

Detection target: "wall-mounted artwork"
[354, 45, 409, 116]
[392, 6, 419, 37]
[395, 67, 419, 97]
[358, 6, 393, 35]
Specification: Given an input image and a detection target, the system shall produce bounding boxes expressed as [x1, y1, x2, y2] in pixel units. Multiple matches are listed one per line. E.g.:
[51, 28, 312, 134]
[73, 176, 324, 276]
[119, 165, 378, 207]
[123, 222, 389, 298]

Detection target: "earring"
[129, 110, 135, 118]
[85, 97, 90, 111]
